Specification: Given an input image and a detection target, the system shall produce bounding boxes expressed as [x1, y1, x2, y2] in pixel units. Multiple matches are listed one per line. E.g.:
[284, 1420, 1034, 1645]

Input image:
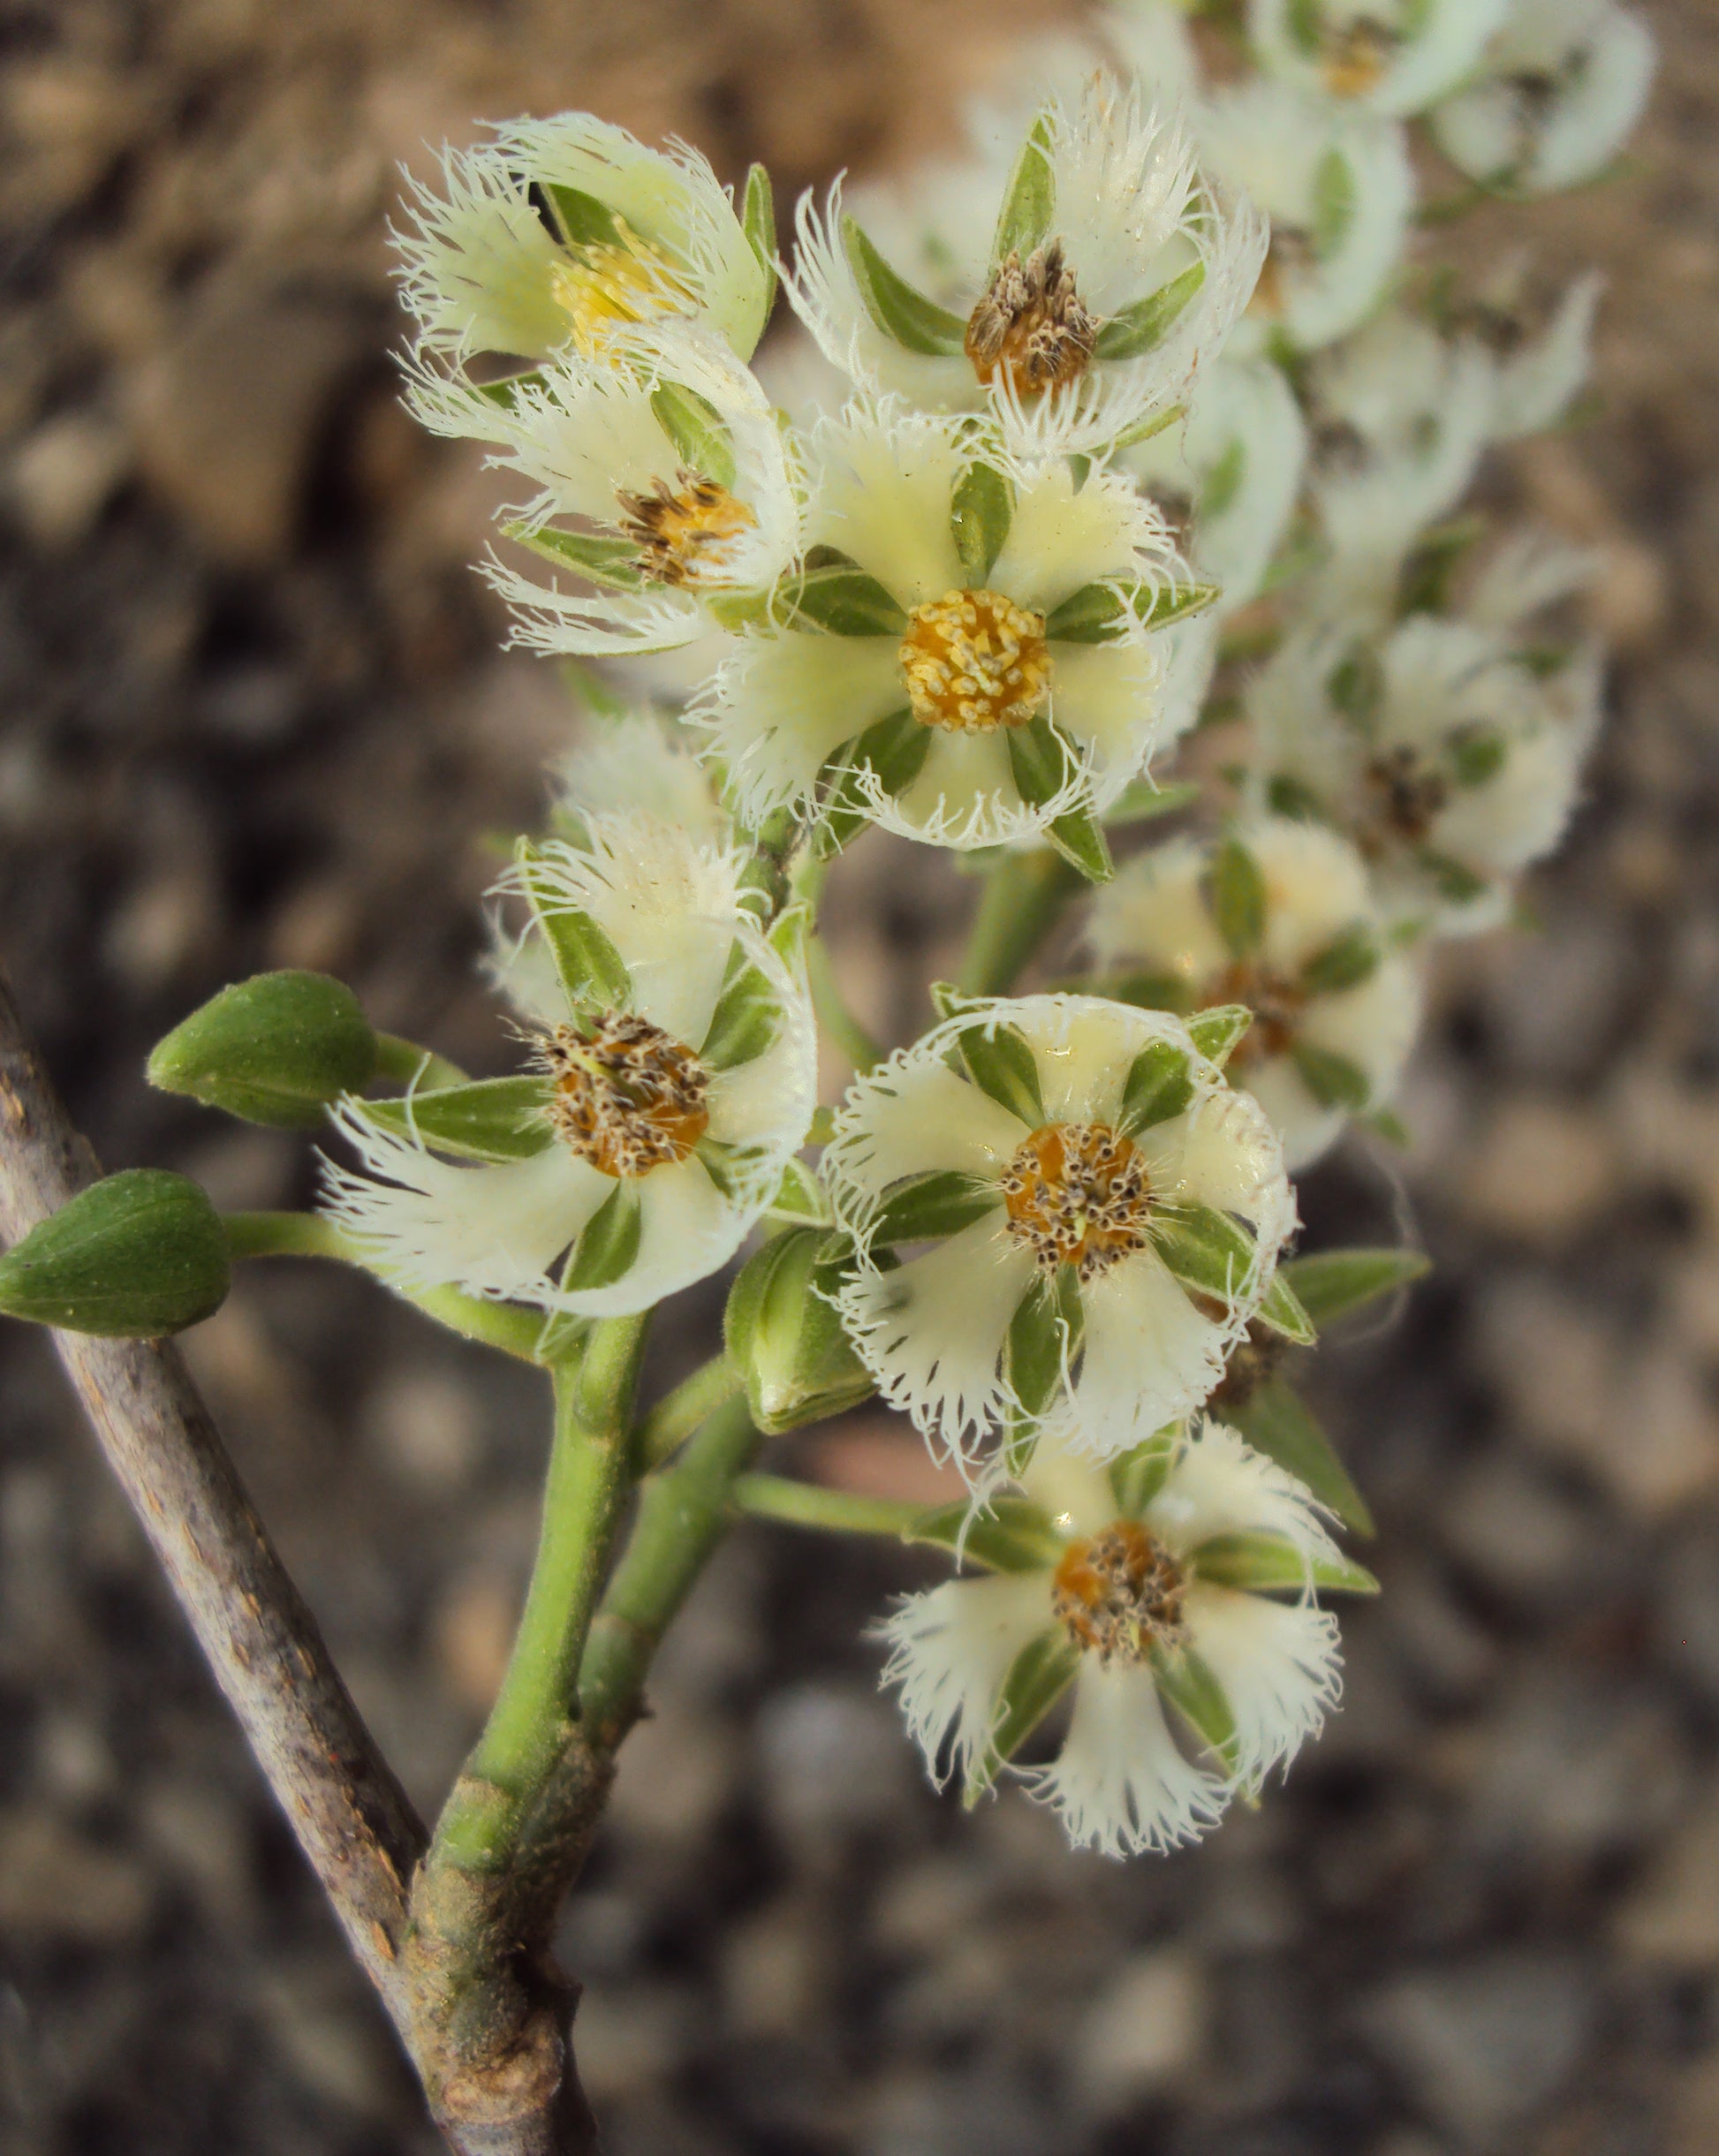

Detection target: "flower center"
[1321, 19, 1397, 97]
[965, 240, 1099, 399]
[1001, 1123, 1152, 1282]
[549, 222, 693, 354]
[1364, 744, 1448, 846]
[538, 1012, 710, 1178]
[899, 588, 1050, 733]
[1053, 1520, 1187, 1665]
[1215, 962, 1306, 1067]
[615, 471, 756, 586]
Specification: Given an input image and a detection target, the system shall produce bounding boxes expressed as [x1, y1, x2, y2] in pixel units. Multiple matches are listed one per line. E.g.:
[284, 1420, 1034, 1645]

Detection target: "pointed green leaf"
[768, 1157, 830, 1226]
[1310, 145, 1357, 261]
[778, 563, 907, 636]
[1189, 1529, 1379, 1596]
[1328, 646, 1384, 729]
[700, 942, 782, 1071]
[364, 1077, 555, 1163]
[1256, 1270, 1316, 1346]
[1153, 1202, 1262, 1305]
[503, 521, 647, 590]
[148, 971, 378, 1129]
[1109, 1426, 1179, 1517]
[1042, 576, 1218, 643]
[1279, 1246, 1429, 1328]
[1448, 726, 1508, 787]
[1199, 436, 1247, 522]
[649, 381, 737, 490]
[0, 1170, 229, 1338]
[950, 459, 1014, 582]
[1365, 1106, 1412, 1147]
[1150, 1641, 1239, 1772]
[1230, 1376, 1374, 1537]
[1116, 1039, 1195, 1138]
[871, 1169, 1001, 1245]
[563, 1180, 642, 1293]
[907, 1497, 1066, 1574]
[1003, 1264, 1083, 1422]
[840, 216, 968, 357]
[741, 162, 777, 296]
[1105, 777, 1200, 826]
[517, 849, 632, 1011]
[1107, 971, 1197, 1017]
[1208, 836, 1267, 959]
[953, 1019, 1047, 1129]
[1299, 926, 1381, 996]
[1293, 1043, 1372, 1111]
[1043, 803, 1114, 884]
[965, 1630, 1080, 1804]
[1186, 1003, 1253, 1067]
[816, 706, 929, 857]
[724, 1225, 875, 1432]
[542, 184, 626, 251]
[991, 109, 1056, 263]
[1266, 772, 1329, 821]
[473, 367, 547, 413]
[1091, 261, 1206, 363]
[1111, 401, 1184, 453]
[1417, 848, 1492, 904]
[1285, 0, 1322, 55]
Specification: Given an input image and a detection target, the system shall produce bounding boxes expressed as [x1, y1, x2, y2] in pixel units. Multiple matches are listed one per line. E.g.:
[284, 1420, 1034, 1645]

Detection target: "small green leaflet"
[951, 1017, 1047, 1128]
[1448, 726, 1508, 787]
[816, 707, 928, 857]
[700, 941, 782, 1071]
[871, 1169, 1001, 1244]
[1255, 1270, 1316, 1346]
[1108, 1427, 1179, 1516]
[1199, 436, 1247, 523]
[1310, 147, 1357, 261]
[1186, 1002, 1253, 1068]
[839, 216, 968, 357]
[1417, 848, 1491, 904]
[1115, 1039, 1195, 1138]
[1299, 926, 1380, 995]
[504, 523, 645, 591]
[1292, 1043, 1372, 1112]
[649, 381, 738, 491]
[1153, 1203, 1261, 1305]
[541, 184, 626, 251]
[1150, 1641, 1239, 1773]
[516, 847, 632, 1011]
[950, 460, 1014, 583]
[1042, 577, 1218, 643]
[1327, 646, 1384, 729]
[364, 1077, 554, 1163]
[1091, 261, 1207, 363]
[1189, 1530, 1379, 1597]
[991, 110, 1056, 264]
[1207, 836, 1267, 958]
[1003, 1265, 1083, 1421]
[965, 1631, 1081, 1805]
[778, 563, 907, 637]
[768, 1157, 830, 1226]
[1230, 1377, 1375, 1538]
[562, 1181, 642, 1292]
[1278, 1246, 1429, 1328]
[908, 1497, 1066, 1574]
[1105, 777, 1200, 826]
[741, 162, 777, 301]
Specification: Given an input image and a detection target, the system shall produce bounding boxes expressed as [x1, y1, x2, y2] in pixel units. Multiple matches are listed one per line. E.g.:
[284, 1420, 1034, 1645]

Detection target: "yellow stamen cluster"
[538, 1012, 710, 1179]
[965, 240, 1100, 400]
[899, 588, 1050, 734]
[1001, 1122, 1152, 1281]
[1053, 1520, 1188, 1664]
[549, 222, 693, 355]
[615, 471, 756, 586]
[1321, 19, 1397, 97]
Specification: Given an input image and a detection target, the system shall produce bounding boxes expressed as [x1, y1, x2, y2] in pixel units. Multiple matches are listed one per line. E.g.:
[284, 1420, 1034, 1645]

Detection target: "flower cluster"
[337, 0, 1649, 1858]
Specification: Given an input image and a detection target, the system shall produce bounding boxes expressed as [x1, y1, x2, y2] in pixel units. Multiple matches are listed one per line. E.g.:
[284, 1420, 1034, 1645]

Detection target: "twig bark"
[0, 965, 427, 2039]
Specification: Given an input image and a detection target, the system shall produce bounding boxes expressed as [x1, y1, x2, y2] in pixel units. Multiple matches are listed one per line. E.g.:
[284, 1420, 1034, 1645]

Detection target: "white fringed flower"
[393, 115, 773, 367]
[1193, 81, 1415, 353]
[1480, 270, 1603, 442]
[1124, 354, 1309, 613]
[1088, 819, 1422, 1168]
[1430, 0, 1655, 196]
[786, 77, 1265, 456]
[826, 995, 1298, 1466]
[879, 1418, 1354, 1856]
[322, 816, 815, 1319]
[695, 402, 1205, 852]
[1247, 0, 1507, 117]
[551, 708, 728, 846]
[1245, 616, 1601, 933]
[412, 325, 799, 658]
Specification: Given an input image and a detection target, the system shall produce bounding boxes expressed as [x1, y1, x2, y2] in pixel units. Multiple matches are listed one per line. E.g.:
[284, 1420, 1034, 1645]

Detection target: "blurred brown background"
[3, 1, 1719, 2151]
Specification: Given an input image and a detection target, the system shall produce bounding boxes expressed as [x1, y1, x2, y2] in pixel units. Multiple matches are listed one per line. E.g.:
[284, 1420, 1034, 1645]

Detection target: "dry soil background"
[4, 2, 1719, 2152]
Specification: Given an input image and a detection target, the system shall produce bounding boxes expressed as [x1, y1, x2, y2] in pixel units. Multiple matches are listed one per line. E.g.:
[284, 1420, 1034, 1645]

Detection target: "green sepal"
[1278, 1246, 1429, 1327]
[991, 109, 1056, 263]
[541, 183, 625, 251]
[1107, 970, 1197, 1017]
[817, 707, 929, 857]
[1292, 1043, 1372, 1111]
[1364, 1107, 1412, 1147]
[839, 216, 967, 356]
[740, 162, 777, 300]
[472, 367, 547, 413]
[1090, 261, 1207, 363]
[767, 1157, 831, 1227]
[562, 1181, 642, 1294]
[148, 971, 378, 1130]
[1115, 1039, 1195, 1138]
[502, 521, 645, 591]
[1110, 401, 1184, 454]
[723, 1226, 876, 1433]
[1042, 576, 1218, 643]
[950, 459, 1014, 583]
[1186, 1003, 1253, 1067]
[777, 563, 907, 636]
[1208, 835, 1267, 958]
[1189, 1530, 1380, 1597]
[515, 845, 632, 1011]
[964, 1631, 1080, 1805]
[1284, 0, 1321, 55]
[700, 941, 783, 1072]
[1266, 772, 1329, 822]
[1149, 1641, 1239, 1774]
[1199, 437, 1247, 523]
[0, 1169, 230, 1337]
[949, 1015, 1047, 1128]
[870, 1169, 1000, 1245]
[1229, 1377, 1374, 1538]
[1417, 849, 1492, 905]
[363, 1077, 555, 1163]
[1255, 1270, 1316, 1346]
[1298, 926, 1380, 995]
[1003, 1263, 1083, 1423]
[1310, 146, 1357, 260]
[1043, 802, 1114, 884]
[1152, 1203, 1262, 1306]
[1109, 1426, 1179, 1517]
[1105, 777, 1200, 826]
[649, 380, 737, 490]
[907, 1497, 1066, 1574]
[1328, 645, 1384, 730]
[1448, 726, 1508, 787]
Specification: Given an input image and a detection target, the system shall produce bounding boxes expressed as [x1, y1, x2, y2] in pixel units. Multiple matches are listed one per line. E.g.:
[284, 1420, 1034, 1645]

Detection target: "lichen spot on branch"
[899, 589, 1049, 732]
[1001, 1123, 1153, 1281]
[538, 1013, 710, 1177]
[965, 240, 1099, 399]
[1053, 1520, 1188, 1664]
[616, 472, 756, 586]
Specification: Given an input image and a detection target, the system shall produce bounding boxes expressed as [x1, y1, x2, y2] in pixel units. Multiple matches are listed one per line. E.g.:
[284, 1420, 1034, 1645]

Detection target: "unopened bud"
[0, 1170, 230, 1337]
[148, 972, 377, 1128]
[724, 1227, 875, 1435]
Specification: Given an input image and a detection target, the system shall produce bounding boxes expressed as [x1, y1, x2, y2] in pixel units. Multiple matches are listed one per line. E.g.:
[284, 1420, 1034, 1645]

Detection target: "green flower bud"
[724, 1228, 876, 1435]
[148, 972, 377, 1128]
[0, 1169, 231, 1337]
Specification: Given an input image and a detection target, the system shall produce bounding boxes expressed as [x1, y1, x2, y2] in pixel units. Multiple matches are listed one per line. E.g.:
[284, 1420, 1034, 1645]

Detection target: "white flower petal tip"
[552, 708, 728, 845]
[878, 1418, 1349, 1856]
[784, 77, 1264, 456]
[392, 113, 772, 368]
[1088, 817, 1422, 1170]
[824, 995, 1297, 1466]
[321, 813, 814, 1320]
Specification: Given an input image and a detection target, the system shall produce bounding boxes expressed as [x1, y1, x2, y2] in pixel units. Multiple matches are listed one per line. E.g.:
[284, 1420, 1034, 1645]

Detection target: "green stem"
[579, 1394, 761, 1748]
[806, 933, 881, 1073]
[372, 1033, 467, 1090]
[635, 1354, 741, 1471]
[958, 849, 1084, 997]
[731, 1471, 923, 1539]
[222, 1210, 548, 1364]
